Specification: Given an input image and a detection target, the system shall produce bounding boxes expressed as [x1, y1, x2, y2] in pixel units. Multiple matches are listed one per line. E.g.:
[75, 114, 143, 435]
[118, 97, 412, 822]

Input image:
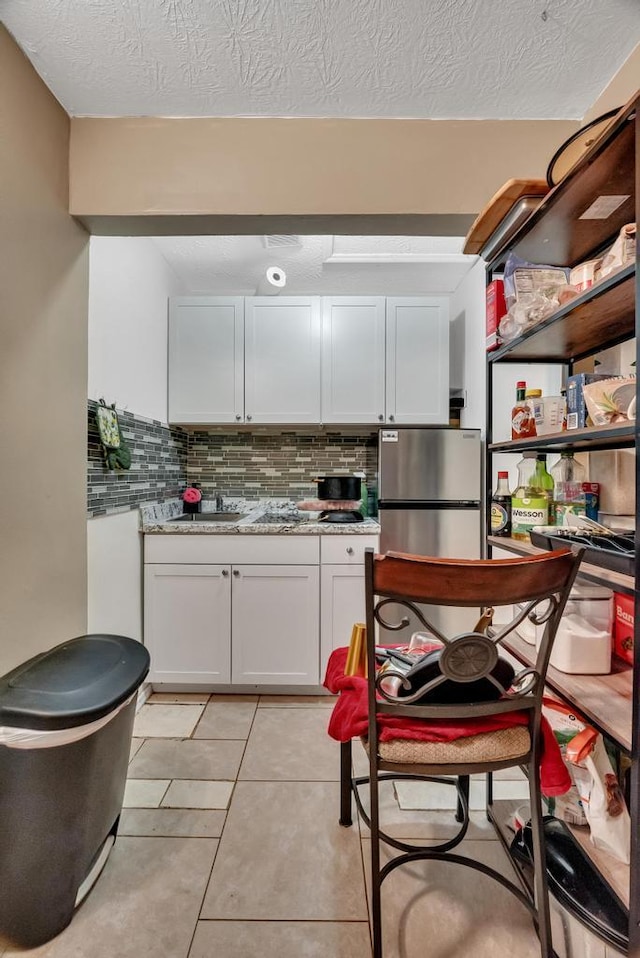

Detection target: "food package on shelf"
[613, 592, 634, 665]
[566, 727, 630, 864]
[499, 254, 570, 342]
[541, 699, 588, 826]
[486, 279, 506, 351]
[566, 373, 614, 429]
[582, 376, 636, 426]
[596, 223, 636, 283]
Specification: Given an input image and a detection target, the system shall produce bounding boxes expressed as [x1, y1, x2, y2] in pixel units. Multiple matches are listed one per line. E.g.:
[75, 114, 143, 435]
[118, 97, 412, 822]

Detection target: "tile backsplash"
[88, 406, 378, 515]
[88, 401, 188, 517]
[187, 430, 379, 500]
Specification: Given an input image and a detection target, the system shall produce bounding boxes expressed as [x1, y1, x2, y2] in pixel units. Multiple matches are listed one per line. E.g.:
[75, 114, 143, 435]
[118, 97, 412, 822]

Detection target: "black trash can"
[0, 634, 150, 949]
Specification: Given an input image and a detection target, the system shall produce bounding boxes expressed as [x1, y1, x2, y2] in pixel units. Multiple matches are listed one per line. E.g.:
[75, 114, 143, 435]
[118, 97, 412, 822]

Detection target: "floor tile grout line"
[193, 698, 261, 928]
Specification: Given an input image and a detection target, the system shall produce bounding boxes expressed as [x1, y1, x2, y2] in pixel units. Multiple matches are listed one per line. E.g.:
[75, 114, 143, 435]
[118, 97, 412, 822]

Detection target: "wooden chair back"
[365, 547, 583, 722]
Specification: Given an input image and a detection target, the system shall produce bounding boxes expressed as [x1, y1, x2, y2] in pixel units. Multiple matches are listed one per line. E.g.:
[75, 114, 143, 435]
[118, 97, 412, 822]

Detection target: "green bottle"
[533, 453, 554, 497]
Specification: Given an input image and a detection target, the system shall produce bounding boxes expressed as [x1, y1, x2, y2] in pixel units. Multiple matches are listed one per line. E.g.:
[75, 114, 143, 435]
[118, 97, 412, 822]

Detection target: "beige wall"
[69, 116, 577, 231]
[0, 26, 89, 675]
[583, 44, 640, 123]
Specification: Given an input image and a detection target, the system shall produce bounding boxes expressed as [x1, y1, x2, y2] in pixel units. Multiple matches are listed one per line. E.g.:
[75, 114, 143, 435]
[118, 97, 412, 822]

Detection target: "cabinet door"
[231, 565, 320, 685]
[169, 297, 244, 424]
[321, 297, 386, 423]
[320, 565, 366, 679]
[386, 297, 449, 424]
[244, 298, 321, 423]
[144, 564, 231, 684]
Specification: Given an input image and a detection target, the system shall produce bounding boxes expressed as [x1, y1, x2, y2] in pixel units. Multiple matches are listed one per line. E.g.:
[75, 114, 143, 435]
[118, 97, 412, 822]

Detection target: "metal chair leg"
[455, 775, 470, 823]
[528, 755, 553, 957]
[339, 740, 353, 827]
[369, 751, 383, 958]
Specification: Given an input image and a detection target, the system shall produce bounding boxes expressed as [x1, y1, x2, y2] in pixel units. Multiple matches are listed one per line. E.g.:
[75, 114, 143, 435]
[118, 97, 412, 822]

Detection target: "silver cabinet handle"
[378, 414, 384, 421]
[346, 547, 354, 555]
[233, 569, 240, 577]
[235, 414, 242, 421]
[389, 415, 395, 422]
[246, 415, 252, 421]
[221, 569, 229, 577]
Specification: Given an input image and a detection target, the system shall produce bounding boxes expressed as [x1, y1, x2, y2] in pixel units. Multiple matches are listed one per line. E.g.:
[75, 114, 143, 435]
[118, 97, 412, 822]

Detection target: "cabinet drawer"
[145, 534, 320, 565]
[321, 535, 379, 565]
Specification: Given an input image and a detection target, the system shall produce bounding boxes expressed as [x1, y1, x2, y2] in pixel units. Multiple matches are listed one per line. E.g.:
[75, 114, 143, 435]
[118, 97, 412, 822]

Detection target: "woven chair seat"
[368, 725, 531, 765]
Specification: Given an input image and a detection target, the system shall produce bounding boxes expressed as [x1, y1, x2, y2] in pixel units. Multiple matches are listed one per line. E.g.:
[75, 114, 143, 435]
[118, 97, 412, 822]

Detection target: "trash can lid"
[0, 635, 150, 730]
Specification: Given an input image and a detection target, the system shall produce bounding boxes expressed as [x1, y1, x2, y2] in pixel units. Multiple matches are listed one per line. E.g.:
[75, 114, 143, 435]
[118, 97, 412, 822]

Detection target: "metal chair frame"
[339, 547, 583, 958]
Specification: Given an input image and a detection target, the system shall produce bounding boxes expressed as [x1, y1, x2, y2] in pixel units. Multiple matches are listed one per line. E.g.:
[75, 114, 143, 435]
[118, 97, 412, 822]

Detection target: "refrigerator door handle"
[378, 500, 481, 510]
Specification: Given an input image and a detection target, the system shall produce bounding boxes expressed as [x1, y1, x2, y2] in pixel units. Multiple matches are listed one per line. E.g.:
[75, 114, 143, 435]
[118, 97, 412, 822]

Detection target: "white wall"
[87, 511, 144, 640]
[450, 258, 487, 431]
[87, 237, 184, 640]
[89, 236, 184, 421]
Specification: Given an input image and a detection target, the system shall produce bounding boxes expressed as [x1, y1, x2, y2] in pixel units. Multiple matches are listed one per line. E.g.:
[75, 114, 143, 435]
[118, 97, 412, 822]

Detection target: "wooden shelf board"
[489, 264, 636, 364]
[489, 422, 636, 454]
[501, 629, 632, 752]
[489, 799, 630, 911]
[487, 536, 635, 597]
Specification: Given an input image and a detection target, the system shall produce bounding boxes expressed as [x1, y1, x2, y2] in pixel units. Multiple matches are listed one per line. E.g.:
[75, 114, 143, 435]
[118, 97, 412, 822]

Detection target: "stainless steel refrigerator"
[377, 426, 482, 636]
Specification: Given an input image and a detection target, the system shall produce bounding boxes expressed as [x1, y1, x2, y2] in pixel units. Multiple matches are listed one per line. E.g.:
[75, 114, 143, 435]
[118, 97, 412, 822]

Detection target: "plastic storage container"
[0, 634, 149, 948]
[533, 583, 613, 674]
[551, 452, 587, 524]
[531, 394, 567, 435]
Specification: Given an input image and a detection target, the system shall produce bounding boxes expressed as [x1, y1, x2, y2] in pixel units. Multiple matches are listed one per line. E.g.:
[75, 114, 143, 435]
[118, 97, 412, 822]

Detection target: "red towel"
[324, 647, 571, 798]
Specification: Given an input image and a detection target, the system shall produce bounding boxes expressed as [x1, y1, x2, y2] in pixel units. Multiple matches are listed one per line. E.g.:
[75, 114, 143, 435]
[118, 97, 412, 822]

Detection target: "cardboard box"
[566, 373, 612, 429]
[613, 592, 634, 665]
[486, 279, 506, 352]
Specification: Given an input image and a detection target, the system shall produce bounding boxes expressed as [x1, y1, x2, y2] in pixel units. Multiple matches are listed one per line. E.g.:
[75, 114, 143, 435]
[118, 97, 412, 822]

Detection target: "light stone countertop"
[141, 498, 380, 536]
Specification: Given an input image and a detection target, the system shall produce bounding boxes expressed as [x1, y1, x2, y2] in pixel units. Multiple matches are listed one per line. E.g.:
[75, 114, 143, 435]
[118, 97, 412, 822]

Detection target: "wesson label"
[511, 497, 548, 534]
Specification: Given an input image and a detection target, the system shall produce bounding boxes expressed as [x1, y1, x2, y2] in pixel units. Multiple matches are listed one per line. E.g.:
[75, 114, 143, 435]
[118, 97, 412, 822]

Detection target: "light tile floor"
[4, 694, 541, 958]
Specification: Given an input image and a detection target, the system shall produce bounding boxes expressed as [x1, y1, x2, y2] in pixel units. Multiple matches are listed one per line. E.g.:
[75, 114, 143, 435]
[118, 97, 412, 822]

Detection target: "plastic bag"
[499, 254, 570, 341]
[542, 698, 588, 825]
[567, 728, 630, 864]
[597, 223, 636, 282]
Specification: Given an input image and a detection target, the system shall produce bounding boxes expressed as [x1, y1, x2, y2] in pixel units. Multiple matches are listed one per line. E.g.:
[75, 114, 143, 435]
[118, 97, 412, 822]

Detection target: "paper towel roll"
[257, 266, 287, 296]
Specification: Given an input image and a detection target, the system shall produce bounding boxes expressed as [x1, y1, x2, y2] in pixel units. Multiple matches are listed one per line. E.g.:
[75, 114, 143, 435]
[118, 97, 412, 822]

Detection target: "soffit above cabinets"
[3, 0, 638, 119]
[151, 235, 477, 295]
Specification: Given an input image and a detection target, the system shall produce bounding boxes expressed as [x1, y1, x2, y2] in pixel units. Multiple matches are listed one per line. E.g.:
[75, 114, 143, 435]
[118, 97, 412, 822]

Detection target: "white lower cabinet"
[320, 565, 367, 678]
[231, 565, 320, 685]
[144, 536, 323, 688]
[144, 564, 232, 684]
[320, 535, 379, 678]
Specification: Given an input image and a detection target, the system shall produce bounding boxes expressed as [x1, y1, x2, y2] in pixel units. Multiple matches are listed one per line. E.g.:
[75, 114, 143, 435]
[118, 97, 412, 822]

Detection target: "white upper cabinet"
[386, 297, 450, 424]
[168, 297, 244, 424]
[167, 295, 450, 425]
[321, 297, 386, 424]
[244, 297, 321, 424]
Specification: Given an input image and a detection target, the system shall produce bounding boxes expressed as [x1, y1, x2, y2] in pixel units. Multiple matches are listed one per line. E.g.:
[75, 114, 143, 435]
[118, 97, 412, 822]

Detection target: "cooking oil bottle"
[511, 452, 550, 540]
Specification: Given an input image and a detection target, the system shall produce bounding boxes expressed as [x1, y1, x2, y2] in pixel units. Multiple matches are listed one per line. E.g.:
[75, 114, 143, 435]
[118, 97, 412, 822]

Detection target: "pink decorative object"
[182, 487, 202, 504]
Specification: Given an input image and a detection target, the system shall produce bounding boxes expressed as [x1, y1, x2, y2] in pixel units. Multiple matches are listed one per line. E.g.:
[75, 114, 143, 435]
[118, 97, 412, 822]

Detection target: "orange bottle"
[511, 381, 537, 439]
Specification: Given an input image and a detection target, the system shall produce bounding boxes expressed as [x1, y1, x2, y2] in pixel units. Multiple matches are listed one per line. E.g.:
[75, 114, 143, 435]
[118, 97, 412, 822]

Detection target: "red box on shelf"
[613, 592, 634, 665]
[486, 279, 506, 352]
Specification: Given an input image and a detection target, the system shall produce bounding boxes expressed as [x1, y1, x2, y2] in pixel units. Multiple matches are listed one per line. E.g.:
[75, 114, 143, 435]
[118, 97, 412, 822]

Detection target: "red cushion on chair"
[324, 646, 571, 798]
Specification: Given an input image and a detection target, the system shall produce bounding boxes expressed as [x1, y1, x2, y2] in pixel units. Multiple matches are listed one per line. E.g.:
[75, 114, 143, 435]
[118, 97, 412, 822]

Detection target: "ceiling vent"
[261, 235, 301, 250]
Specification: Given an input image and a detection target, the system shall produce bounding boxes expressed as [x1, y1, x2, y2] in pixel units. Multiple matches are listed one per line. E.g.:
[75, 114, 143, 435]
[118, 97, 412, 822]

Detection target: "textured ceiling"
[149, 235, 476, 294]
[3, 0, 639, 118]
